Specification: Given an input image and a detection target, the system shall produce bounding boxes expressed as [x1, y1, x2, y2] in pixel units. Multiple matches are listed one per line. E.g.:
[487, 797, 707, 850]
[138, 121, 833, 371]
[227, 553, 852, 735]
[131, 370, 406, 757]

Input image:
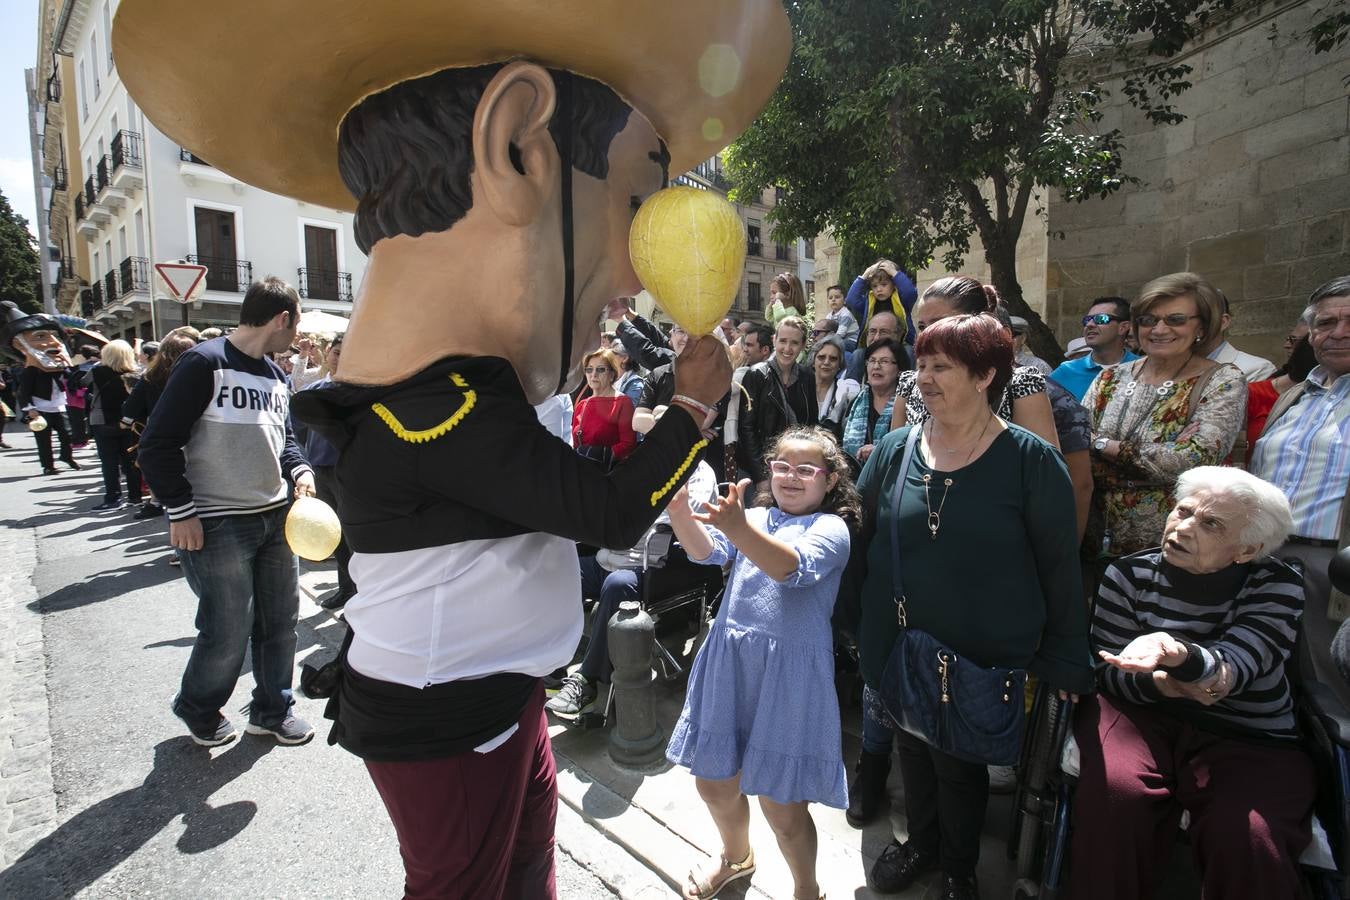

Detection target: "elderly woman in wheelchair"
[1068, 466, 1313, 900]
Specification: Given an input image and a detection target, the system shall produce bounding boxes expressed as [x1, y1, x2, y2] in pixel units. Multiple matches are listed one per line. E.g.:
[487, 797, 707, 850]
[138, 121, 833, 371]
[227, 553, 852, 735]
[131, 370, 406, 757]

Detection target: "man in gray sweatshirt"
[139, 277, 317, 747]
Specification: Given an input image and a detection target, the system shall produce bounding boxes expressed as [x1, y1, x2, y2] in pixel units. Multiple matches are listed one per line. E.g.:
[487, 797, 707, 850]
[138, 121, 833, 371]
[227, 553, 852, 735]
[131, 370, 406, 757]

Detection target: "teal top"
[853, 424, 1093, 695]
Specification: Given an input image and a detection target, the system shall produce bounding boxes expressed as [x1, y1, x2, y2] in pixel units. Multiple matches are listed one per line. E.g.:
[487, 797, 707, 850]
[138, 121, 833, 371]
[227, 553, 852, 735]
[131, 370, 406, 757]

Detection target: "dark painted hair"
[915, 314, 1014, 409]
[238, 276, 300, 327]
[338, 64, 634, 253]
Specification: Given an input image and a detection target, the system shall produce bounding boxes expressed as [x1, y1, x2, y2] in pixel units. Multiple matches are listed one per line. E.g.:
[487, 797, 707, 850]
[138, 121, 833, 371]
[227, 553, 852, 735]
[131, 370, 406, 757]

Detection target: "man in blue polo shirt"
[1050, 296, 1140, 401]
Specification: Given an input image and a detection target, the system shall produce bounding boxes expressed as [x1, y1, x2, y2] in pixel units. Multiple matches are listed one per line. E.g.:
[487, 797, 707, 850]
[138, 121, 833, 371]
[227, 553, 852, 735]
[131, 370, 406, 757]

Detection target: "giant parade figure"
[112, 1, 789, 895]
[0, 301, 98, 474]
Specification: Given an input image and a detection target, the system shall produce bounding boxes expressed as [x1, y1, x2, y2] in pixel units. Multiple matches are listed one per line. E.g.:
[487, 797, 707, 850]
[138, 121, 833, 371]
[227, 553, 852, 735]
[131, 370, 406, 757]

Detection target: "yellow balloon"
[629, 186, 746, 335]
[285, 496, 342, 561]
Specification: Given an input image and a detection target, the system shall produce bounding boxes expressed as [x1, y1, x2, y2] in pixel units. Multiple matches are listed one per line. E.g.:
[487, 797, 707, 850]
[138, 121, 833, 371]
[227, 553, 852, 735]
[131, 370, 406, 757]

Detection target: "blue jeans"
[173, 508, 299, 728]
[577, 556, 640, 683]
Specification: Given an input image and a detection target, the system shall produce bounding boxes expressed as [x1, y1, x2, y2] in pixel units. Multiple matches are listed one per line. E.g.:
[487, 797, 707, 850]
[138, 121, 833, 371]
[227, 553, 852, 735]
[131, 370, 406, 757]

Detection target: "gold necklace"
[921, 414, 995, 540]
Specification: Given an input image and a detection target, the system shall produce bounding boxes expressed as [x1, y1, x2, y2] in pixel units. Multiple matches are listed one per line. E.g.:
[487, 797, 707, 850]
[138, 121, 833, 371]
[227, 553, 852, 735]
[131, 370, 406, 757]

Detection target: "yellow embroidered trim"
[650, 439, 709, 507]
[371, 374, 477, 443]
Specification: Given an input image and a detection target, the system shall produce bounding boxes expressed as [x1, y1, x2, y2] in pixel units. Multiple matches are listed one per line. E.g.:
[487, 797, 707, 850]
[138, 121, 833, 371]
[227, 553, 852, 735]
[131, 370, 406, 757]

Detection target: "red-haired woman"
[848, 314, 1092, 899]
[571, 348, 636, 467]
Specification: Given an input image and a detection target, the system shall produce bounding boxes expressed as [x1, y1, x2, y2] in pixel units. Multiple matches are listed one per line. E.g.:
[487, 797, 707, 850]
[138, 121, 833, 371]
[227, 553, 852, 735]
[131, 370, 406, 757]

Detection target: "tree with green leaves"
[0, 187, 41, 316]
[728, 0, 1238, 363]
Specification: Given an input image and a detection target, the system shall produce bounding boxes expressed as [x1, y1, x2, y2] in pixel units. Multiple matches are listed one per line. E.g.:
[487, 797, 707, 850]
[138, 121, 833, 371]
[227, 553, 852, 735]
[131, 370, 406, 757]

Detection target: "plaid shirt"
[1250, 366, 1350, 540]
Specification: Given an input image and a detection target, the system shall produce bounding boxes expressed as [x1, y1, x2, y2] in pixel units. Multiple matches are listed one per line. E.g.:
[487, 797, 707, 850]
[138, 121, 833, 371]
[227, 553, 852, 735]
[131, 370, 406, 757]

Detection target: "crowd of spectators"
[5, 266, 1348, 900]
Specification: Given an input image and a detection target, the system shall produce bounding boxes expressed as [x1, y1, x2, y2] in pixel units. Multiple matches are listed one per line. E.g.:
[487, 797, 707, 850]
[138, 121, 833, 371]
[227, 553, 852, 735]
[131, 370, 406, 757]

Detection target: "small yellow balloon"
[629, 186, 746, 335]
[285, 496, 342, 561]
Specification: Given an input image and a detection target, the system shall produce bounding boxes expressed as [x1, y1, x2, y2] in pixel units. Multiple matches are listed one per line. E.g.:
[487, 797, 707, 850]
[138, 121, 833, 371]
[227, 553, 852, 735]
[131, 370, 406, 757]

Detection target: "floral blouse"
[1083, 359, 1246, 557]
[895, 366, 1046, 425]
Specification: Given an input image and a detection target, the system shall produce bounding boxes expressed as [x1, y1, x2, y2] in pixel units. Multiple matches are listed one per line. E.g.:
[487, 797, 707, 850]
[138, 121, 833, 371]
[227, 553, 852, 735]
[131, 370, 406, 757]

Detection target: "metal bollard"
[606, 600, 665, 767]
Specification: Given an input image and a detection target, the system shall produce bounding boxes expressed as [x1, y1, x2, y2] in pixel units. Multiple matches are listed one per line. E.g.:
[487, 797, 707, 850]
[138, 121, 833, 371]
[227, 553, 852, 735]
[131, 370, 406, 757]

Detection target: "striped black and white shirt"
[1093, 550, 1304, 742]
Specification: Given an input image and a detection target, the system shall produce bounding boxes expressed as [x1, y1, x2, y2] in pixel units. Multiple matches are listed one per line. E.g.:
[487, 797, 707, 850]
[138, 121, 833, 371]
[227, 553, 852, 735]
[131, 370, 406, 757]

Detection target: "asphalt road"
[0, 428, 629, 899]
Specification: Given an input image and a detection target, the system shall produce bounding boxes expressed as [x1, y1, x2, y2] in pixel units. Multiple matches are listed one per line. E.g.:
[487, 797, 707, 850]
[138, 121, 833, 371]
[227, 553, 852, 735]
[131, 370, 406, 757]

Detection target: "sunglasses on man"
[1082, 313, 1127, 326]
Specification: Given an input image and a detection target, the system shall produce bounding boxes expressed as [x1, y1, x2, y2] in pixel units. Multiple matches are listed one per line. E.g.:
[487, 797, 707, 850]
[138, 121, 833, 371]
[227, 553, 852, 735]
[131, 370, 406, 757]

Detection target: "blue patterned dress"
[666, 507, 851, 808]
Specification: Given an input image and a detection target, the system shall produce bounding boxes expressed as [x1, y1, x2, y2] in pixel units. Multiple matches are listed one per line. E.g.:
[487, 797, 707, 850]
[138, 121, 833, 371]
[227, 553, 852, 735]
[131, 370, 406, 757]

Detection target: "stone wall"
[1044, 0, 1349, 363]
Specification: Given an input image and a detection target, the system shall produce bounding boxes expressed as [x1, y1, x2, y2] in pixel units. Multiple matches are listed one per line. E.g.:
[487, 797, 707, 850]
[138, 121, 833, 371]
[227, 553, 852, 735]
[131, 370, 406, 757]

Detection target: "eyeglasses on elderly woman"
[1135, 313, 1201, 329]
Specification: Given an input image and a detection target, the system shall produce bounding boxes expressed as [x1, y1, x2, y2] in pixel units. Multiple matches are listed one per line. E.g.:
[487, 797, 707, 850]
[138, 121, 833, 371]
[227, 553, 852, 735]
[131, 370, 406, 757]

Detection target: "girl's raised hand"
[691, 478, 752, 534]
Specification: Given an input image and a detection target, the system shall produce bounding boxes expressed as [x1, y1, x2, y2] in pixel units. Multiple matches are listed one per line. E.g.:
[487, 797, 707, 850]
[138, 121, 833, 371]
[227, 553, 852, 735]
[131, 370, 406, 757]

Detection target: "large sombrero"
[112, 0, 791, 211]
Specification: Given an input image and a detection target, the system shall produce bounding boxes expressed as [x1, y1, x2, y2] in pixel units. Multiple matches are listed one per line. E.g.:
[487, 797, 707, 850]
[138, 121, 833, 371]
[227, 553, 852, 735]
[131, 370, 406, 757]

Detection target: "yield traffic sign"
[154, 262, 208, 304]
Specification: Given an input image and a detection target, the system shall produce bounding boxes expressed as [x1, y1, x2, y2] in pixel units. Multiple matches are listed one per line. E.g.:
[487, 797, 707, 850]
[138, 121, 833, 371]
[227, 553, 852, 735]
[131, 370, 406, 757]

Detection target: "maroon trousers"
[365, 684, 558, 900]
[1067, 694, 1314, 900]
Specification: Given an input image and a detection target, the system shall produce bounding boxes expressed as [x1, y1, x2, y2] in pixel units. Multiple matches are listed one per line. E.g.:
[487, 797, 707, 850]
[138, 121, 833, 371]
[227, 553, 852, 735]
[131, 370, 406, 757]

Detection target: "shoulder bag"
[877, 426, 1028, 766]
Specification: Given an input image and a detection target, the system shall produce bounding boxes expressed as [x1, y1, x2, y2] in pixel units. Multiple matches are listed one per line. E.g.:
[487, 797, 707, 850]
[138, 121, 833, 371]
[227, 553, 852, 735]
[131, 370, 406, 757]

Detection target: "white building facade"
[57, 0, 366, 341]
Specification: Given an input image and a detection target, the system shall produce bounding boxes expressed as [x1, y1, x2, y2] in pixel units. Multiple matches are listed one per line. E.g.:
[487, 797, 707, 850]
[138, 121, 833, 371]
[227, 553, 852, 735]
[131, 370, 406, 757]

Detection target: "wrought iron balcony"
[80, 289, 95, 318]
[75, 193, 86, 221]
[83, 177, 97, 207]
[186, 254, 252, 293]
[109, 131, 145, 194]
[111, 131, 143, 171]
[61, 257, 76, 281]
[104, 269, 118, 303]
[298, 267, 353, 302]
[52, 166, 68, 192]
[747, 241, 762, 257]
[118, 257, 150, 297]
[96, 156, 111, 192]
[46, 73, 61, 103]
[90, 281, 104, 309]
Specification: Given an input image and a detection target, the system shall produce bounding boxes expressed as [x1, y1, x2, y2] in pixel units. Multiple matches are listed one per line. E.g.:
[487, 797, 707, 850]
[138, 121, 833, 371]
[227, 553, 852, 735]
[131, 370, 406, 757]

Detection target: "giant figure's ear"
[472, 62, 559, 227]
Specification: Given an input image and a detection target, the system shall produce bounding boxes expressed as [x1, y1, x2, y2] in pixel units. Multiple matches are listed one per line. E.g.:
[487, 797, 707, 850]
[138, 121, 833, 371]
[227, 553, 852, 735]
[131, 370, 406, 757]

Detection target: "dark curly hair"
[756, 425, 862, 527]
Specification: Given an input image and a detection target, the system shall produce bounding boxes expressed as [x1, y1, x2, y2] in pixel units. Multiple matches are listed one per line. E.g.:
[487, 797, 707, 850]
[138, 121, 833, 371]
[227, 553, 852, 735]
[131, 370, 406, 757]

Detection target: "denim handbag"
[876, 427, 1027, 767]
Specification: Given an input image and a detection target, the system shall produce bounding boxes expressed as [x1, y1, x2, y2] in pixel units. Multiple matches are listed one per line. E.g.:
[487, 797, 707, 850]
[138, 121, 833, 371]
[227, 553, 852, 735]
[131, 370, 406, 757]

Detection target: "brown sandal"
[685, 848, 755, 899]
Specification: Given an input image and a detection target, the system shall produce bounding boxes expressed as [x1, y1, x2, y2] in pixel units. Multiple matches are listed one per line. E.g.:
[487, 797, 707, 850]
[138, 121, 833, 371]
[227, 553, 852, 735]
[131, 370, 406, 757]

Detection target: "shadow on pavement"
[0, 737, 274, 898]
[145, 636, 197, 649]
[31, 558, 181, 613]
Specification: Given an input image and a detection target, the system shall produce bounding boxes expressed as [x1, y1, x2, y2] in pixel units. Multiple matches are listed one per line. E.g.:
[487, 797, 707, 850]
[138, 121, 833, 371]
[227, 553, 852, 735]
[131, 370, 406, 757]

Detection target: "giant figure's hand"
[672, 335, 732, 410]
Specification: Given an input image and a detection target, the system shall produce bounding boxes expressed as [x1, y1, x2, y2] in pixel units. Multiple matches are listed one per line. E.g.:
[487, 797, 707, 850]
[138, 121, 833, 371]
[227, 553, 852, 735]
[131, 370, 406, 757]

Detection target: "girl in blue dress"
[666, 425, 858, 900]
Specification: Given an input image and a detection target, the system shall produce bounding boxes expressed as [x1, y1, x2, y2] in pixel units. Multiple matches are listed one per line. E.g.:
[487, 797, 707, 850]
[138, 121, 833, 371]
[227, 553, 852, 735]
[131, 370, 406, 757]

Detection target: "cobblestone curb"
[0, 521, 61, 894]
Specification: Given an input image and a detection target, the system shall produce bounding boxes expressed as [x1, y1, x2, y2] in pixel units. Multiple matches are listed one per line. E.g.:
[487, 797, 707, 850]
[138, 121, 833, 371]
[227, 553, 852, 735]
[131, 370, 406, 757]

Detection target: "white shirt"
[345, 532, 582, 689]
[532, 394, 574, 446]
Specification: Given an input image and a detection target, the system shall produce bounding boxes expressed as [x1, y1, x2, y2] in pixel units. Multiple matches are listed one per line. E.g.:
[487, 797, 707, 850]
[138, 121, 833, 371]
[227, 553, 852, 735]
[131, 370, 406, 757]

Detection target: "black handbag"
[876, 427, 1027, 766]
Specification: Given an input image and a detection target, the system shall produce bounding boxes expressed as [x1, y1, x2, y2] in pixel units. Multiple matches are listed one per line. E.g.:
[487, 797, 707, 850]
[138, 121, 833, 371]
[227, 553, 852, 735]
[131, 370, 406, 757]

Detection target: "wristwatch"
[1092, 436, 1110, 454]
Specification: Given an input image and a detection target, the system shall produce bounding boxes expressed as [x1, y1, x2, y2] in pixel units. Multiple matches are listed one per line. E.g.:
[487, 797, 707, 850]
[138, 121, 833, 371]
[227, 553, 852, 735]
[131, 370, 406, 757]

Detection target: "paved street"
[0, 428, 669, 899]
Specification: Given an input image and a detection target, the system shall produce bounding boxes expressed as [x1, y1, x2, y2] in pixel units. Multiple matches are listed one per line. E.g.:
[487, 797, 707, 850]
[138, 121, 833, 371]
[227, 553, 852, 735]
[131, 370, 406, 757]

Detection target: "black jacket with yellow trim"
[291, 355, 707, 555]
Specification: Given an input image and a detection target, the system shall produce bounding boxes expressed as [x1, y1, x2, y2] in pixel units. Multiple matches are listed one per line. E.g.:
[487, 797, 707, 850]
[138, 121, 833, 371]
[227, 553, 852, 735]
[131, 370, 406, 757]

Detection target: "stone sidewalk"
[547, 667, 1027, 900]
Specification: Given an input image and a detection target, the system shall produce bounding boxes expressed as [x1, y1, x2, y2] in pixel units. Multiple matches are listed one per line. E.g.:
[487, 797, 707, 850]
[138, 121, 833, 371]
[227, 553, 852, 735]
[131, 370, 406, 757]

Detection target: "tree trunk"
[981, 225, 1064, 367]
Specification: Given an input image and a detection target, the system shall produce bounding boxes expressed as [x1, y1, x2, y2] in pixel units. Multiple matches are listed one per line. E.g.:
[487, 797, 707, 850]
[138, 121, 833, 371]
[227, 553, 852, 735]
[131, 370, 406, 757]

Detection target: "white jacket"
[1209, 341, 1276, 382]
